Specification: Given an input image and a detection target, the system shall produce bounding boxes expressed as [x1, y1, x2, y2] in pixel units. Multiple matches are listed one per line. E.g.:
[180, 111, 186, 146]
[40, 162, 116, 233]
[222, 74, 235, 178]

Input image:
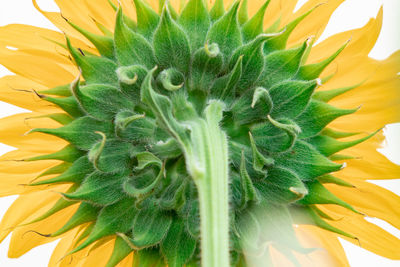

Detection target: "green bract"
[27, 0, 375, 266]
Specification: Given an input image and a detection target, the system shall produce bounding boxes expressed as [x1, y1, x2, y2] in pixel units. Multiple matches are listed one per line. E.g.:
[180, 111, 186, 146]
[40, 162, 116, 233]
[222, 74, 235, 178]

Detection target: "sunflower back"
[24, 0, 376, 266]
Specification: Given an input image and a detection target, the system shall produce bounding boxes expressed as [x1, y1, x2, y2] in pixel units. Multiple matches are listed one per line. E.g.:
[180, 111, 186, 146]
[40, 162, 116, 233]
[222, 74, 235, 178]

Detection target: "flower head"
[0, 0, 399, 266]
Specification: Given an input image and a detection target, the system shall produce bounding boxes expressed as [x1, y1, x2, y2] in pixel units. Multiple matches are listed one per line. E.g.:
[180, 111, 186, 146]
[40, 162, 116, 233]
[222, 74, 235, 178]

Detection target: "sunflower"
[0, 0, 399, 266]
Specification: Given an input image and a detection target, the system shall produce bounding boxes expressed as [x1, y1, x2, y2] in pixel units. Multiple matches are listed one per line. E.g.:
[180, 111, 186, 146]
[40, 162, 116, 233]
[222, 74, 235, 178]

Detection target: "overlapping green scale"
[26, 0, 377, 266]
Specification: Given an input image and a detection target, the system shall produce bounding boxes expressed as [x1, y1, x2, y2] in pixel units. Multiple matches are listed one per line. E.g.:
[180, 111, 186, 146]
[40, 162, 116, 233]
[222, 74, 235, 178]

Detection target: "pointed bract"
[133, 0, 160, 37]
[206, 2, 242, 62]
[114, 9, 156, 68]
[153, 6, 191, 73]
[241, 0, 271, 43]
[179, 0, 210, 50]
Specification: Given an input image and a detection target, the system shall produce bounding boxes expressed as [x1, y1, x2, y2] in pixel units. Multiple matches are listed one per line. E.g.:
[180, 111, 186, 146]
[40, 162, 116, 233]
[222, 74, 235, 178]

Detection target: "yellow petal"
[0, 172, 61, 197]
[0, 75, 59, 112]
[116, 252, 133, 267]
[0, 151, 63, 177]
[287, 0, 345, 46]
[52, 0, 102, 34]
[313, 11, 390, 106]
[0, 150, 65, 197]
[48, 224, 97, 267]
[250, 0, 300, 31]
[0, 49, 76, 87]
[317, 55, 377, 92]
[245, 225, 350, 267]
[0, 23, 96, 89]
[31, 0, 95, 45]
[326, 179, 400, 230]
[0, 24, 61, 51]
[295, 225, 350, 267]
[0, 112, 66, 152]
[335, 132, 400, 180]
[268, 245, 296, 267]
[0, 189, 65, 242]
[0, 174, 31, 196]
[48, 227, 81, 267]
[14, 48, 72, 68]
[77, 238, 115, 267]
[0, 23, 95, 54]
[279, 1, 305, 27]
[8, 202, 79, 258]
[318, 205, 400, 260]
[82, 0, 116, 30]
[308, 7, 383, 63]
[328, 53, 400, 132]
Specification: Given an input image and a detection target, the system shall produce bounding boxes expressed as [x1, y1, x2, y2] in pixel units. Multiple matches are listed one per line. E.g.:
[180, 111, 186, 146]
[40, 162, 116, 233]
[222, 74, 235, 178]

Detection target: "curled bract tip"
[205, 42, 221, 58]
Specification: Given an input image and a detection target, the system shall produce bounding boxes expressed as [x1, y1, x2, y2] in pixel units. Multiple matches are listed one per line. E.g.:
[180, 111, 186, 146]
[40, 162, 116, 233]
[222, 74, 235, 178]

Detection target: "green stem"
[186, 102, 230, 267]
[141, 69, 230, 266]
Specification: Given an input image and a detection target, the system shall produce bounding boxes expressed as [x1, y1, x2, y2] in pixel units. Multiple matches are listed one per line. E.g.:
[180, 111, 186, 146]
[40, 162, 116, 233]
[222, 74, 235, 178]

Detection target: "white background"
[0, 0, 399, 266]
